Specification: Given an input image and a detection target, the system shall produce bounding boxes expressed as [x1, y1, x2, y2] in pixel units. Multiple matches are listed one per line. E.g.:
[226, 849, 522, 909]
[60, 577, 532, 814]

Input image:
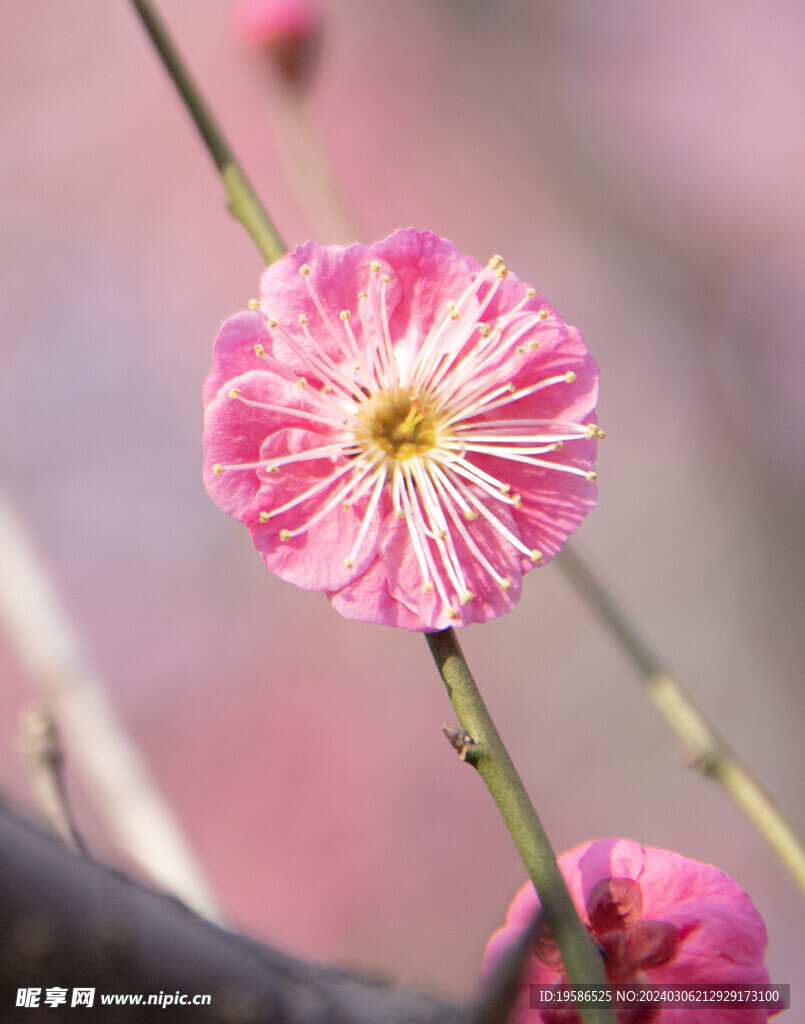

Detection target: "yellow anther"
[279, 529, 291, 541]
[248, 299, 260, 310]
[254, 344, 265, 358]
[501, 483, 511, 494]
[516, 345, 526, 355]
[267, 317, 278, 328]
[477, 323, 491, 337]
[358, 291, 368, 300]
[447, 607, 459, 619]
[538, 309, 549, 319]
[463, 510, 478, 521]
[212, 463, 223, 475]
[448, 300, 460, 321]
[423, 580, 434, 592]
[511, 493, 522, 506]
[528, 340, 539, 350]
[489, 254, 504, 268]
[381, 274, 390, 284]
[596, 427, 606, 439]
[459, 590, 474, 606]
[322, 384, 333, 394]
[587, 471, 598, 481]
[296, 377, 307, 388]
[496, 264, 509, 278]
[266, 465, 279, 473]
[340, 310, 351, 321]
[506, 382, 516, 393]
[501, 578, 512, 591]
[343, 557, 354, 569]
[394, 508, 405, 519]
[530, 550, 543, 562]
[228, 388, 241, 399]
[370, 260, 381, 273]
[526, 287, 537, 299]
[298, 313, 308, 325]
[565, 370, 577, 383]
[259, 511, 270, 523]
[299, 264, 311, 276]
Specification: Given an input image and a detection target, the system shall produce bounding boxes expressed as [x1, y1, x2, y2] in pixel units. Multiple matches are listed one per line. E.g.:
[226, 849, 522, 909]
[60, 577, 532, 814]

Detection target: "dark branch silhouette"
[0, 800, 471, 1023]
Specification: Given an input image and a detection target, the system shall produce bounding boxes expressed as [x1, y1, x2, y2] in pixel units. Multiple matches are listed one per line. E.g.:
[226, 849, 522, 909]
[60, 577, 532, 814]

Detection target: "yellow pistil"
[354, 388, 439, 462]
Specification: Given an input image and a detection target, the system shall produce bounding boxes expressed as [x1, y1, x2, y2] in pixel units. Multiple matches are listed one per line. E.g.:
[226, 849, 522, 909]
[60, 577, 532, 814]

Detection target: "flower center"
[355, 388, 438, 462]
[535, 877, 680, 1024]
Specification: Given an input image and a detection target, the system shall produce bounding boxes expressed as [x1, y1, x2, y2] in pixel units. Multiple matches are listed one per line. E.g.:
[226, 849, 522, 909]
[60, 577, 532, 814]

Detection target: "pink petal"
[248, 427, 380, 592]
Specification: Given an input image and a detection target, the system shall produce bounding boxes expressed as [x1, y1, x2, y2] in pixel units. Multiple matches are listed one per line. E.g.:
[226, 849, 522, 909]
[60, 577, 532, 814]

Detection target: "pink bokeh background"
[1, 0, 803, 1003]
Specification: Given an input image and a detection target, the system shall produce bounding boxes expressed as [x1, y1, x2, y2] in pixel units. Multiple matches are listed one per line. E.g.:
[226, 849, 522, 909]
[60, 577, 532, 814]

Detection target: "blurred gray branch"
[0, 800, 466, 1024]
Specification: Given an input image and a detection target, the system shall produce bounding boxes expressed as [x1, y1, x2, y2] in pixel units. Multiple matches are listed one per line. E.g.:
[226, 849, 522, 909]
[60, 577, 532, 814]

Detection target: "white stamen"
[344, 468, 387, 568]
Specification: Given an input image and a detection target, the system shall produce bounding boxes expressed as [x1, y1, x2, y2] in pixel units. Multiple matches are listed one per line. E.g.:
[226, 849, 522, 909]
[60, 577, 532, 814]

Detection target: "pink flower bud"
[231, 0, 322, 88]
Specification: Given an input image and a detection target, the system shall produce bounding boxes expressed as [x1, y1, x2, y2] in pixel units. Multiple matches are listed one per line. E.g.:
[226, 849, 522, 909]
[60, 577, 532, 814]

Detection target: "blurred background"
[1, 0, 804, 1003]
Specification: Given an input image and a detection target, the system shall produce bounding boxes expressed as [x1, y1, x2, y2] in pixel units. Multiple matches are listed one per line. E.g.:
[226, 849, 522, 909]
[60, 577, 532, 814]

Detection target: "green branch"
[130, 0, 286, 265]
[559, 544, 805, 898]
[427, 629, 614, 1024]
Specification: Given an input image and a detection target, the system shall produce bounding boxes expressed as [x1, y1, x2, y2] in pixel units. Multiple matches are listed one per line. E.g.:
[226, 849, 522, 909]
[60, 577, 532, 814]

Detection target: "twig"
[558, 543, 805, 897]
[466, 906, 546, 1024]
[0, 487, 223, 922]
[18, 706, 86, 855]
[270, 85, 364, 243]
[428, 629, 614, 1024]
[129, 0, 286, 265]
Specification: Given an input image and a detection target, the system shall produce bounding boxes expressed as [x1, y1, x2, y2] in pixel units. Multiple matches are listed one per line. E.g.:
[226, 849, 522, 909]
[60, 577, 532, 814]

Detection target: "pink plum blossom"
[483, 839, 780, 1024]
[231, 0, 322, 87]
[203, 228, 599, 630]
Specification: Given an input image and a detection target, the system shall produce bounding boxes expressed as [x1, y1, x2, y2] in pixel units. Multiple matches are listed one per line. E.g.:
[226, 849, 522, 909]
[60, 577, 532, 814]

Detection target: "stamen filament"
[439, 466, 539, 561]
[410, 459, 470, 597]
[445, 372, 576, 425]
[263, 442, 360, 471]
[378, 275, 400, 389]
[344, 467, 387, 568]
[230, 394, 339, 428]
[263, 460, 356, 519]
[278, 461, 371, 538]
[409, 271, 489, 390]
[428, 465, 510, 586]
[459, 445, 594, 477]
[302, 271, 371, 379]
[365, 268, 396, 391]
[434, 451, 520, 504]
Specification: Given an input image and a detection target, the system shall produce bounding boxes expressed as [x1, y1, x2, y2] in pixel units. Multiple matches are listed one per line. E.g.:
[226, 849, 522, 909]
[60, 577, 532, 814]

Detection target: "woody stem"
[427, 628, 614, 1024]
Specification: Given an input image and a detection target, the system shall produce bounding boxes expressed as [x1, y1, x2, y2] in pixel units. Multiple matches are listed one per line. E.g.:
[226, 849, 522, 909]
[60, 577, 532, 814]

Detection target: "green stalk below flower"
[427, 628, 615, 1024]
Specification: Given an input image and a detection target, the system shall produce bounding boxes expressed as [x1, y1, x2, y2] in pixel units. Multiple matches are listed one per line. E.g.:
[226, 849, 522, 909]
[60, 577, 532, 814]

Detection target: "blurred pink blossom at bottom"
[483, 839, 779, 1024]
